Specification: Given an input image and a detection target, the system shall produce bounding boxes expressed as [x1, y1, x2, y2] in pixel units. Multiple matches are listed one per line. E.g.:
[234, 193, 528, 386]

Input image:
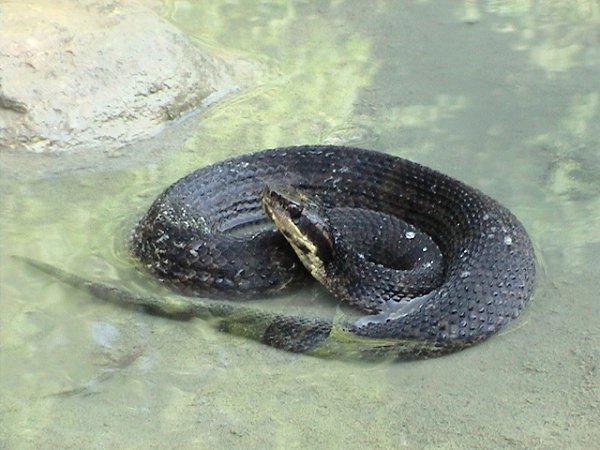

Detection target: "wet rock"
[0, 0, 240, 153]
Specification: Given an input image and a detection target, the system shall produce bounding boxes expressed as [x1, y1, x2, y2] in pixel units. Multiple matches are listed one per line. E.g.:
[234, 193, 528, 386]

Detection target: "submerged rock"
[0, 0, 241, 154]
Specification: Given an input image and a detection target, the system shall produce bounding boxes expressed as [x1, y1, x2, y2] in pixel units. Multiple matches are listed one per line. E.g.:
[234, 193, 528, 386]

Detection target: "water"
[1, 1, 599, 448]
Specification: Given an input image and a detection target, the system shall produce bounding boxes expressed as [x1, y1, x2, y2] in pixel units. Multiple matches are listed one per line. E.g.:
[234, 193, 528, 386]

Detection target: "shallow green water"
[1, 1, 599, 448]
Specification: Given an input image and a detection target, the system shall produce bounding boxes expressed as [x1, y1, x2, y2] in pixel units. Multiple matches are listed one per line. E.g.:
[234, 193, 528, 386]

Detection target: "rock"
[0, 0, 240, 154]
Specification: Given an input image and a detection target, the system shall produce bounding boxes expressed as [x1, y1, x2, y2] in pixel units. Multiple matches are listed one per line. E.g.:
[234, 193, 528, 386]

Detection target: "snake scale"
[126, 145, 535, 359]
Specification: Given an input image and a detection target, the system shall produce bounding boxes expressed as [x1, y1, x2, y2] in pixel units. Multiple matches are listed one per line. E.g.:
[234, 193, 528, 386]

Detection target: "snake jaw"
[261, 184, 334, 285]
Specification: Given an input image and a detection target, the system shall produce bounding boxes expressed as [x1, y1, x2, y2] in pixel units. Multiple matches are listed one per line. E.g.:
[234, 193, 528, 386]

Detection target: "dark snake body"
[128, 145, 535, 359]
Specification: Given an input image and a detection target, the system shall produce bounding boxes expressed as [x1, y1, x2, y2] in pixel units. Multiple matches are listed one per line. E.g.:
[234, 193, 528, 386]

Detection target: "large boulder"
[0, 0, 240, 154]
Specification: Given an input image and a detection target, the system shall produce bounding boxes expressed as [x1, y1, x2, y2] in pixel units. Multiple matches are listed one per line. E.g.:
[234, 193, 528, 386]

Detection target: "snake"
[124, 145, 535, 359]
[19, 145, 535, 360]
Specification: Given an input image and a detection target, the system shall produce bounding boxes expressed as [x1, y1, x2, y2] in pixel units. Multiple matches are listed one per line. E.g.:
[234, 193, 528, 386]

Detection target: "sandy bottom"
[1, 1, 598, 448]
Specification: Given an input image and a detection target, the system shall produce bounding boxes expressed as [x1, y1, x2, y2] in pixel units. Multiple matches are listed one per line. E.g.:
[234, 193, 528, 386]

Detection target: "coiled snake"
[21, 145, 536, 360]
[130, 145, 535, 359]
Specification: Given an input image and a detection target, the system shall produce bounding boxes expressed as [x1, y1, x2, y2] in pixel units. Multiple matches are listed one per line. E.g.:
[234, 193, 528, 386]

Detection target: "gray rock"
[0, 0, 240, 154]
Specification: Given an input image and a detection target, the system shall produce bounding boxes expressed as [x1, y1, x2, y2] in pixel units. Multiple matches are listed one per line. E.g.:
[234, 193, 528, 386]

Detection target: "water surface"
[1, 1, 599, 448]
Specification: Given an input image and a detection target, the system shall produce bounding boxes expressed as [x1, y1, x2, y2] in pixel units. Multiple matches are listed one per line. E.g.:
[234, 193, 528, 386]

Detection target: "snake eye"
[286, 202, 304, 219]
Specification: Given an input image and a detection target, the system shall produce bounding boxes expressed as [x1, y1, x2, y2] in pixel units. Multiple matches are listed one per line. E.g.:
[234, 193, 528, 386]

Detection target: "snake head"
[261, 184, 334, 284]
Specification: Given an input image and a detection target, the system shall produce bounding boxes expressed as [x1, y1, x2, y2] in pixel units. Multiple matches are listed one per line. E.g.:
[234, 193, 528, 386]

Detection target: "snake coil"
[129, 145, 535, 359]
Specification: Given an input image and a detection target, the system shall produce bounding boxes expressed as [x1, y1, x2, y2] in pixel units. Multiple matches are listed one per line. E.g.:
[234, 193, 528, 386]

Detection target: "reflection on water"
[1, 0, 599, 448]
